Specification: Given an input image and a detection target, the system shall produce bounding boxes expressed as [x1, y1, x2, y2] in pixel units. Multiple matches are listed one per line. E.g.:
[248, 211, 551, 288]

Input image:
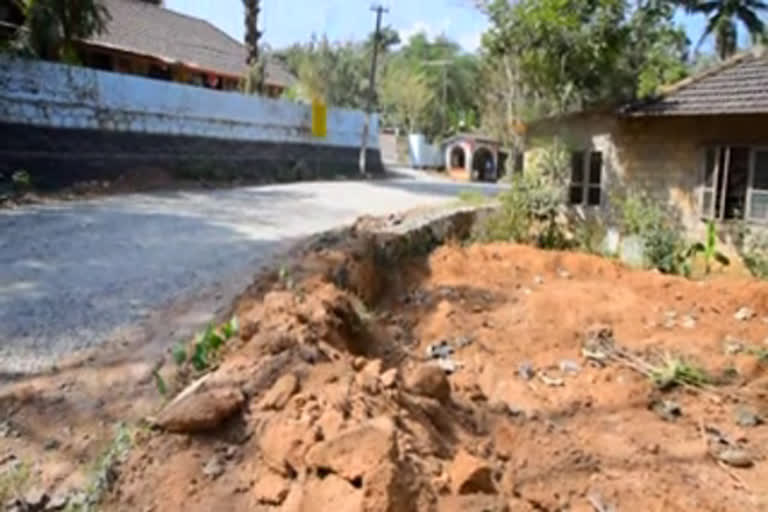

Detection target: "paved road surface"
[0, 170, 501, 375]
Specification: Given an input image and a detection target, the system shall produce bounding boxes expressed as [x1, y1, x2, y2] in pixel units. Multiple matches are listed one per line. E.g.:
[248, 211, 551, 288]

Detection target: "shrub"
[474, 139, 570, 249]
[573, 215, 608, 255]
[613, 190, 690, 275]
[740, 228, 768, 280]
[644, 223, 688, 275]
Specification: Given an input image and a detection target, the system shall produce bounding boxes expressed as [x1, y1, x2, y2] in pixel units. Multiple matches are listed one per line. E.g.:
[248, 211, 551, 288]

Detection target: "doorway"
[472, 147, 495, 181]
[449, 145, 466, 170]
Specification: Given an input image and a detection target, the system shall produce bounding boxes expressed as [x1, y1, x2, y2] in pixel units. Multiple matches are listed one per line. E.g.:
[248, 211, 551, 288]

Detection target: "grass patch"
[0, 459, 30, 504]
[64, 423, 134, 512]
[457, 189, 490, 206]
[650, 353, 711, 390]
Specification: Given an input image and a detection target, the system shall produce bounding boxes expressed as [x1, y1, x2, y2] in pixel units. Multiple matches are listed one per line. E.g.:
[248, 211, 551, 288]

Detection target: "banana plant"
[684, 220, 730, 274]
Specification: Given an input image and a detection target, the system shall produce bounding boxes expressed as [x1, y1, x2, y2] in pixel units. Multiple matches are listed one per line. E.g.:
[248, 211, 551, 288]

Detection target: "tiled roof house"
[525, 47, 768, 229]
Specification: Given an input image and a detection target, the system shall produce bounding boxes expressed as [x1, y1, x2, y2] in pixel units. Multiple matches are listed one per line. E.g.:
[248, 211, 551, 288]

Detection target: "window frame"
[569, 150, 603, 207]
[747, 146, 768, 224]
[700, 145, 768, 224]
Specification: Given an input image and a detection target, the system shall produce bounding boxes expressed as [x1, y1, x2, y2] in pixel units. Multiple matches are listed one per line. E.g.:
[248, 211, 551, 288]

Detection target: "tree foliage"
[13, 0, 110, 62]
[276, 29, 480, 137]
[480, 0, 689, 120]
[379, 63, 435, 133]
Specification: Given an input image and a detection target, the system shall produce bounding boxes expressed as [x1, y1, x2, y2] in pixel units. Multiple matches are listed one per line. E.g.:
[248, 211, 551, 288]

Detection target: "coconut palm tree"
[682, 0, 768, 59]
[243, 0, 262, 66]
[14, 0, 110, 62]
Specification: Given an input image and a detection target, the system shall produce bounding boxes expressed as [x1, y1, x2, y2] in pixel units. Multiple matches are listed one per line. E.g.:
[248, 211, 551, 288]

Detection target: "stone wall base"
[0, 123, 384, 189]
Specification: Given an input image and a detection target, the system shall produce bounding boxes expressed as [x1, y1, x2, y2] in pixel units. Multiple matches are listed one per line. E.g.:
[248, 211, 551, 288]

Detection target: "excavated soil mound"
[109, 233, 768, 511]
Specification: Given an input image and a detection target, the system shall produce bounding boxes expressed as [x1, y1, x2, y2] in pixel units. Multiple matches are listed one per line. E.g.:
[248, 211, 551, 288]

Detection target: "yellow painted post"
[311, 97, 327, 138]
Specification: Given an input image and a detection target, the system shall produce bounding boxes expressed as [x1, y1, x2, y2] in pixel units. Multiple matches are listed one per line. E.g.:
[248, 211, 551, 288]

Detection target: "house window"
[700, 146, 768, 223]
[569, 151, 603, 206]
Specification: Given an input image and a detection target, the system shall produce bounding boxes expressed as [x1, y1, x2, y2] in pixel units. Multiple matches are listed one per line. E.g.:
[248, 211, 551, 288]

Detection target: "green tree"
[280, 36, 368, 107]
[379, 63, 435, 133]
[681, 0, 767, 59]
[478, 0, 689, 119]
[14, 0, 110, 62]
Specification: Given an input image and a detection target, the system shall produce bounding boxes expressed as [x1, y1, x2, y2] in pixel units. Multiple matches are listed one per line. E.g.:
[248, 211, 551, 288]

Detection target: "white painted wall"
[0, 56, 379, 149]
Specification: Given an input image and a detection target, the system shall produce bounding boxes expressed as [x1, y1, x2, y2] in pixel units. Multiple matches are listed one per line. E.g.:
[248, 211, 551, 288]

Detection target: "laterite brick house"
[525, 47, 768, 232]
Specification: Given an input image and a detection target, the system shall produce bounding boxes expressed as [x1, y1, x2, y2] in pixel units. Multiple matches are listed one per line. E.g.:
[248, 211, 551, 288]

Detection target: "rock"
[517, 362, 535, 381]
[224, 445, 239, 460]
[298, 473, 362, 512]
[155, 385, 244, 433]
[380, 368, 398, 389]
[724, 338, 745, 355]
[316, 408, 346, 440]
[358, 359, 383, 394]
[650, 399, 681, 422]
[352, 357, 367, 372]
[439, 495, 509, 512]
[363, 461, 420, 512]
[406, 364, 451, 403]
[559, 360, 581, 375]
[363, 359, 383, 377]
[437, 358, 459, 375]
[43, 439, 60, 451]
[252, 470, 291, 505]
[449, 449, 496, 495]
[23, 487, 48, 511]
[259, 418, 314, 477]
[45, 491, 69, 511]
[259, 374, 299, 410]
[680, 315, 696, 329]
[717, 448, 754, 468]
[734, 407, 763, 427]
[305, 416, 396, 482]
[426, 341, 454, 360]
[533, 275, 544, 285]
[202, 455, 225, 480]
[734, 307, 755, 321]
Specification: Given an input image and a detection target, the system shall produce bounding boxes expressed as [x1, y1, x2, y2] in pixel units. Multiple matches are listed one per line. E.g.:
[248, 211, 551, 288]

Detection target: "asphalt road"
[0, 170, 502, 375]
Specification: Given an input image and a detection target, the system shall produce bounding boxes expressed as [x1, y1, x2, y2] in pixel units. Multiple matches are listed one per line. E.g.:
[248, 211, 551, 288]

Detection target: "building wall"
[525, 112, 768, 230]
[0, 56, 380, 187]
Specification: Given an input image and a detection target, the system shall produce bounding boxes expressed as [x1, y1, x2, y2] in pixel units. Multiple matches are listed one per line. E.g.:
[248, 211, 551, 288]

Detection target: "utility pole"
[359, 4, 388, 176]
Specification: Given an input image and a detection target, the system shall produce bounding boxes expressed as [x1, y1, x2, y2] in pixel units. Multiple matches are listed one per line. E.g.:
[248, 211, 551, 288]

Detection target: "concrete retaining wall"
[0, 56, 382, 187]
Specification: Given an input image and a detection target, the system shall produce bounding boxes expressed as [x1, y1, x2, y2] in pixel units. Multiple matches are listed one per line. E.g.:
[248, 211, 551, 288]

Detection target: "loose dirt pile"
[103, 228, 768, 511]
[3, 207, 768, 511]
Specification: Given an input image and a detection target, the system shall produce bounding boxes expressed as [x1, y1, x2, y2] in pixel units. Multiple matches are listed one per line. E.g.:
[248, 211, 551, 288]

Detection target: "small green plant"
[747, 346, 768, 362]
[0, 460, 30, 504]
[650, 353, 710, 390]
[171, 342, 187, 365]
[573, 215, 607, 255]
[615, 191, 665, 237]
[643, 223, 689, 276]
[67, 424, 134, 511]
[683, 220, 730, 274]
[11, 170, 32, 191]
[188, 316, 239, 372]
[278, 265, 295, 290]
[152, 369, 167, 396]
[739, 228, 768, 280]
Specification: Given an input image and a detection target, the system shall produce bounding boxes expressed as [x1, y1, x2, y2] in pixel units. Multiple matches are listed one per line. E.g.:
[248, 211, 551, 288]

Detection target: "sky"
[165, 0, 730, 54]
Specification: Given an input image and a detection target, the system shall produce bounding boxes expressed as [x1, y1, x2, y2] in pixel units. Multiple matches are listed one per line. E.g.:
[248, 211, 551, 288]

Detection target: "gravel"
[0, 172, 502, 375]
